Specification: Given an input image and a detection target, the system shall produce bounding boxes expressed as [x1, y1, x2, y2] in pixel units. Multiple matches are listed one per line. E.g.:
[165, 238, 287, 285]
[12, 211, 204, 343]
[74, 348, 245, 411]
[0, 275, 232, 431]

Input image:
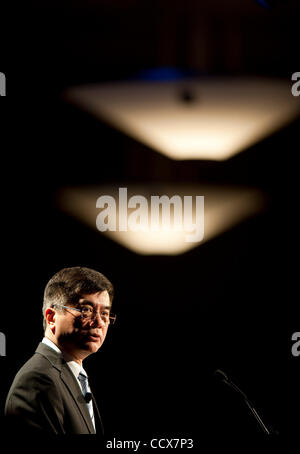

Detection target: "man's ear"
[45, 308, 56, 333]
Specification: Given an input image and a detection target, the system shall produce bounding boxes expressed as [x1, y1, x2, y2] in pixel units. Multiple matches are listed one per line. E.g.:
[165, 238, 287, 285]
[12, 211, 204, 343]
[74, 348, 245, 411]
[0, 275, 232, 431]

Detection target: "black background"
[0, 0, 299, 447]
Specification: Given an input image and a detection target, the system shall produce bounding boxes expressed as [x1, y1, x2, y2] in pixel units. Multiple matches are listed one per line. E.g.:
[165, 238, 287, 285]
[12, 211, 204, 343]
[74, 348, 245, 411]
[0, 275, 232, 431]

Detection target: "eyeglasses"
[56, 305, 117, 325]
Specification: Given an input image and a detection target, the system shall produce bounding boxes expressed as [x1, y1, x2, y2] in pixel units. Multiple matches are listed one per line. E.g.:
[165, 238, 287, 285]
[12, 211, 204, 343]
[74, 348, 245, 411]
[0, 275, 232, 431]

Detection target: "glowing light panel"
[58, 184, 267, 255]
[65, 77, 300, 160]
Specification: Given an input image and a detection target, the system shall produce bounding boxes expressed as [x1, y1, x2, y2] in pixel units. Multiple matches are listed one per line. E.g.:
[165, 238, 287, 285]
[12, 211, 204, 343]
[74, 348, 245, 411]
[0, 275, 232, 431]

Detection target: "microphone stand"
[214, 369, 275, 435]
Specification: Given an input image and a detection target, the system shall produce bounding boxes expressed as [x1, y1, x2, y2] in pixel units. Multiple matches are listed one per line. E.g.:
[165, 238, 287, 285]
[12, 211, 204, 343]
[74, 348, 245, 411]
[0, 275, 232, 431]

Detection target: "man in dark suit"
[5, 266, 116, 434]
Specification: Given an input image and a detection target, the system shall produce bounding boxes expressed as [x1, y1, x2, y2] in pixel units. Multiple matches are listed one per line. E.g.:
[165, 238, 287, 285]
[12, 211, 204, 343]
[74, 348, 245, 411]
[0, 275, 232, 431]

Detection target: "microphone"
[213, 369, 275, 435]
[213, 369, 229, 382]
[84, 392, 92, 403]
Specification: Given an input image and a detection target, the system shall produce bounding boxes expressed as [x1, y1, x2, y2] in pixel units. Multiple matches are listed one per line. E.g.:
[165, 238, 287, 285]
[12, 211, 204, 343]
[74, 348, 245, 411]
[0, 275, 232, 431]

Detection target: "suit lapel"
[91, 392, 104, 435]
[35, 342, 95, 434]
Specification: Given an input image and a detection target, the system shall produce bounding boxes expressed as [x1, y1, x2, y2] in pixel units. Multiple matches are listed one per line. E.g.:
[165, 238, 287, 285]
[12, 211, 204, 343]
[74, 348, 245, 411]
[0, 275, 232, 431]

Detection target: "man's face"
[51, 290, 111, 360]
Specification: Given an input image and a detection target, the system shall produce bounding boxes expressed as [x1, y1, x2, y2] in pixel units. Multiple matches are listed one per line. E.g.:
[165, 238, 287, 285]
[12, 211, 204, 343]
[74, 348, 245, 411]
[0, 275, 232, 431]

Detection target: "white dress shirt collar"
[42, 337, 88, 377]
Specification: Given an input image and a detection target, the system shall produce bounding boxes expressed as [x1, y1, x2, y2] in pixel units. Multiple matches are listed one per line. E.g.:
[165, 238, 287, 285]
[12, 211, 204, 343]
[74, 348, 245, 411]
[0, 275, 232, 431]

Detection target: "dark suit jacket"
[4, 342, 103, 435]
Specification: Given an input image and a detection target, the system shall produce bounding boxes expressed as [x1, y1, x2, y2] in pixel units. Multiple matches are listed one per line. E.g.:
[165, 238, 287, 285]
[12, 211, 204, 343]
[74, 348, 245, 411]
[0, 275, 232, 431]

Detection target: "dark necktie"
[78, 371, 95, 430]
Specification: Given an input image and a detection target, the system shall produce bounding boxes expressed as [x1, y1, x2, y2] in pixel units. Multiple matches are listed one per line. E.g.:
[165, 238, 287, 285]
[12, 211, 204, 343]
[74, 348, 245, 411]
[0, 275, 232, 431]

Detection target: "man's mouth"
[87, 333, 101, 340]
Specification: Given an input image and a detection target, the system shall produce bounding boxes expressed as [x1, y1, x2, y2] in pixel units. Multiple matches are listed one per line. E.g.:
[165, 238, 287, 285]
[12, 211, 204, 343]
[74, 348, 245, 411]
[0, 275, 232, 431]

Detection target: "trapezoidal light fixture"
[64, 77, 300, 161]
[57, 183, 267, 255]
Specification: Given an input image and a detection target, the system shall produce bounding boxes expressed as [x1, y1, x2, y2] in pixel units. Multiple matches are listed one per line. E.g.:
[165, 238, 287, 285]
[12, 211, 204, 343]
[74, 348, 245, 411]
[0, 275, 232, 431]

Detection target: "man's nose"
[91, 312, 106, 328]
